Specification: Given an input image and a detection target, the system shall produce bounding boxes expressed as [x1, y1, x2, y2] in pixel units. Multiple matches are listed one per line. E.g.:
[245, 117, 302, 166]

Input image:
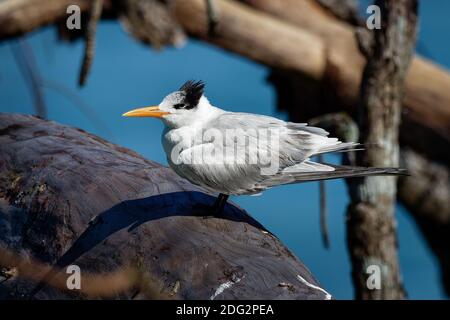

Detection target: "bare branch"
[78, 0, 103, 86]
[315, 0, 363, 26]
[173, 0, 326, 79]
[310, 112, 360, 249]
[0, 0, 90, 39]
[11, 40, 47, 118]
[346, 0, 418, 299]
[318, 154, 329, 249]
[118, 0, 186, 49]
[205, 0, 219, 37]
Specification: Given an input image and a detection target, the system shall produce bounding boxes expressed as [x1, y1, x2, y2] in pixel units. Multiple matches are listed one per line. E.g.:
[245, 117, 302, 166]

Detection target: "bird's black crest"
[179, 80, 205, 108]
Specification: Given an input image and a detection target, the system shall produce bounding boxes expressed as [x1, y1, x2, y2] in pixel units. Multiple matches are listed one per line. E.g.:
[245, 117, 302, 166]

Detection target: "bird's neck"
[195, 104, 224, 125]
[164, 100, 225, 130]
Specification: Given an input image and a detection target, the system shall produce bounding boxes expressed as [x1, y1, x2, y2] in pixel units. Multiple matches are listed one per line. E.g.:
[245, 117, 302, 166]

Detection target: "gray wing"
[173, 112, 359, 195]
[207, 112, 357, 169]
[256, 164, 407, 191]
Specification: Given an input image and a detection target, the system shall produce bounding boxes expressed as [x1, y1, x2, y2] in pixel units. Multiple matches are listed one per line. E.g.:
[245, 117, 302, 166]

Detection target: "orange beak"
[122, 106, 170, 118]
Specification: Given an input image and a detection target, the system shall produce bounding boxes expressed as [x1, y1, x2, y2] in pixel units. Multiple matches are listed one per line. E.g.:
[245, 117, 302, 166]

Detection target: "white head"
[123, 80, 217, 129]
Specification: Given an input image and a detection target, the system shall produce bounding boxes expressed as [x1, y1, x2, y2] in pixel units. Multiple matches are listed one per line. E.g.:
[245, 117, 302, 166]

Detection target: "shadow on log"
[0, 113, 330, 300]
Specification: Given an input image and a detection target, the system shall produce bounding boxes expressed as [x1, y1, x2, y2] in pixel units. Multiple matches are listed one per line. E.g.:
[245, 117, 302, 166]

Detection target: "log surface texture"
[0, 113, 329, 300]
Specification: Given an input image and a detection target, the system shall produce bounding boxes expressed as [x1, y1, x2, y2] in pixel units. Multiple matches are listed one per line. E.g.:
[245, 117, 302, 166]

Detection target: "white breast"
[162, 125, 262, 195]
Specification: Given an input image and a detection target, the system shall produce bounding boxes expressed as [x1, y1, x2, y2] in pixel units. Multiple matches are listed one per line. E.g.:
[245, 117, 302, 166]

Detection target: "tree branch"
[78, 0, 103, 86]
[315, 0, 363, 26]
[346, 0, 418, 299]
[10, 40, 47, 118]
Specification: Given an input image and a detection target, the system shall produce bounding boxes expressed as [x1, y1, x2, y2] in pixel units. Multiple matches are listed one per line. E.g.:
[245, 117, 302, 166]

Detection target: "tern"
[123, 80, 405, 215]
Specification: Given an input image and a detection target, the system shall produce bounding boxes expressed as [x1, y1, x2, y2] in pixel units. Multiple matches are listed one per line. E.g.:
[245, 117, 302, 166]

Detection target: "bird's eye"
[173, 103, 185, 109]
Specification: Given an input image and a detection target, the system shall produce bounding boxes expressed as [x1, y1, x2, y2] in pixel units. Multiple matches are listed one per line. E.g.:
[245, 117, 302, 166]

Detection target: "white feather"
[160, 94, 356, 195]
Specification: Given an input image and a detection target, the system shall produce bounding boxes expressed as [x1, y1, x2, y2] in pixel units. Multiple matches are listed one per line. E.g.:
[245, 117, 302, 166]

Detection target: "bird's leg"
[211, 193, 229, 217]
[197, 194, 230, 219]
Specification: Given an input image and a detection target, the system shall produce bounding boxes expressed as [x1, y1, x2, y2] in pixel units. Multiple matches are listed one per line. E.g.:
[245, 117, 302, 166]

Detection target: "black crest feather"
[179, 80, 205, 108]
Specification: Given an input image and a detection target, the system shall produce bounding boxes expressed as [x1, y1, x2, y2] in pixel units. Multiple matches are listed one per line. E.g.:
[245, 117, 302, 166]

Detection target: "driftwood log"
[0, 113, 330, 300]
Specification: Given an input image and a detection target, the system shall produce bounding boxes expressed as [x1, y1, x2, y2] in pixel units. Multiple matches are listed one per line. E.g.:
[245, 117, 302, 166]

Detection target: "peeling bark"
[78, 0, 103, 86]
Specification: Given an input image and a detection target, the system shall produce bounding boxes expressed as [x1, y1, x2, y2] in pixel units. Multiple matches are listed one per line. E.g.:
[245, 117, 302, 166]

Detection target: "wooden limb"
[78, 0, 103, 87]
[117, 0, 186, 49]
[346, 0, 418, 300]
[205, 0, 219, 37]
[318, 155, 329, 249]
[0, 113, 331, 300]
[309, 112, 359, 142]
[172, 0, 326, 80]
[10, 40, 47, 118]
[0, 0, 91, 39]
[315, 0, 362, 26]
[309, 112, 359, 166]
[310, 113, 358, 250]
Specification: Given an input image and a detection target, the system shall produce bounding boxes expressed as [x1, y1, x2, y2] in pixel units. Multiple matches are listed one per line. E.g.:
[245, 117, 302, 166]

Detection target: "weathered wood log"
[172, 0, 326, 80]
[0, 0, 89, 37]
[0, 113, 330, 300]
[315, 0, 362, 26]
[0, 0, 326, 80]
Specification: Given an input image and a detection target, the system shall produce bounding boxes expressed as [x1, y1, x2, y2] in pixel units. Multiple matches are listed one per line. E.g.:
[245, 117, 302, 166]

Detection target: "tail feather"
[259, 163, 408, 188]
[315, 142, 361, 155]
